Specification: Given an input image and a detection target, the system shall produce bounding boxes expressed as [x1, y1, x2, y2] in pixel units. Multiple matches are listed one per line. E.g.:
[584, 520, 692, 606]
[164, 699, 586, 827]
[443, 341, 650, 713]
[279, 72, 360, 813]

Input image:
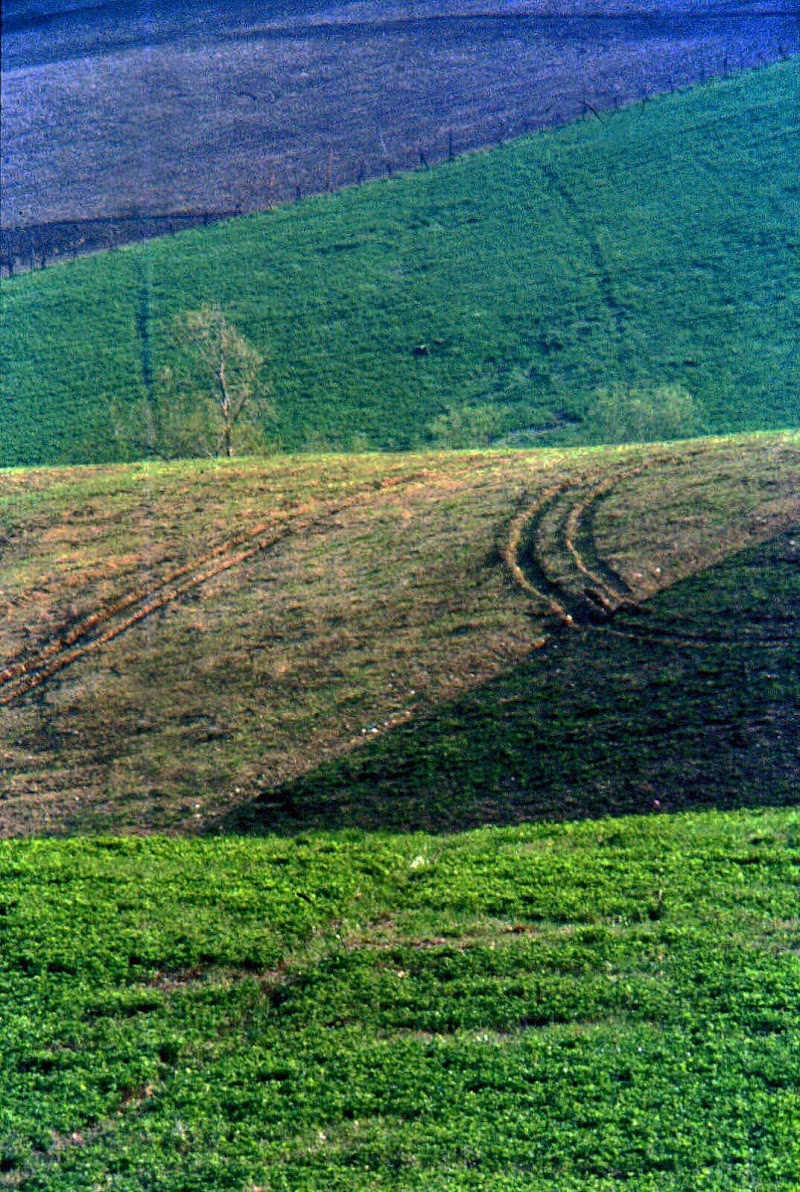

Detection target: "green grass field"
[2, 810, 799, 1189]
[2, 59, 799, 467]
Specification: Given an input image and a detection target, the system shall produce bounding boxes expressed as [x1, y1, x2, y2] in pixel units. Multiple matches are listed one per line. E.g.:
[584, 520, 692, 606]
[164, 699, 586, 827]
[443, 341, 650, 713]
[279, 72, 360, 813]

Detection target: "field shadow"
[225, 531, 799, 836]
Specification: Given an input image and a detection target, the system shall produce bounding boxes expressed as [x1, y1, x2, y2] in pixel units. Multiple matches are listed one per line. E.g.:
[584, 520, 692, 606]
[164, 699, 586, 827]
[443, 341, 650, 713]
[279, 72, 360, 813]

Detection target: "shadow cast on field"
[225, 532, 800, 836]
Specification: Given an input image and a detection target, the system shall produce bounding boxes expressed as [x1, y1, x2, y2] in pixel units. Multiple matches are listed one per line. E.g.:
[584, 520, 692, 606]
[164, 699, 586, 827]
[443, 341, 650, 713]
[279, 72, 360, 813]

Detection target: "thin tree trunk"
[218, 355, 233, 457]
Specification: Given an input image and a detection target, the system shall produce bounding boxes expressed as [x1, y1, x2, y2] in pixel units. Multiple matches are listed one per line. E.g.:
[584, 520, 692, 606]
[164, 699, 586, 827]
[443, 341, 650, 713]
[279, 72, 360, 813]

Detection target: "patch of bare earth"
[3, 2, 798, 263]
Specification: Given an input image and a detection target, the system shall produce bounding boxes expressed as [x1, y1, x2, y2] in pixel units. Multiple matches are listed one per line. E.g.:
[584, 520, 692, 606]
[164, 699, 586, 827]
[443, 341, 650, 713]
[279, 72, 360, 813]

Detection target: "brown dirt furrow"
[0, 526, 292, 707]
[511, 446, 721, 625]
[562, 446, 718, 610]
[506, 463, 639, 624]
[503, 480, 577, 628]
[563, 472, 638, 607]
[0, 515, 290, 685]
[0, 470, 431, 708]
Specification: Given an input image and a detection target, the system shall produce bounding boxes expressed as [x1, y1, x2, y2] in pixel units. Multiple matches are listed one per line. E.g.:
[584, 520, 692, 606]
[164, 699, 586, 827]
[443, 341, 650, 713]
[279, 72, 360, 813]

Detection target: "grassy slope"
[2, 810, 799, 1189]
[1, 433, 797, 835]
[235, 527, 800, 834]
[0, 439, 798, 1185]
[2, 60, 800, 466]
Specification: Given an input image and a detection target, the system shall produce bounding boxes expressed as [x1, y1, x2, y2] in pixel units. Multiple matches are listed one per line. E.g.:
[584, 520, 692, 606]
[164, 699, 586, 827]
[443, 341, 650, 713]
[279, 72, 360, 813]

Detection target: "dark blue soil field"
[3, 0, 798, 263]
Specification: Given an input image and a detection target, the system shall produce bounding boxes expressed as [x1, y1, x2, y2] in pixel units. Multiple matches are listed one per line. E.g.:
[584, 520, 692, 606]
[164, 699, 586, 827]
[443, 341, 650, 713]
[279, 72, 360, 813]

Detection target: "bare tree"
[173, 305, 269, 458]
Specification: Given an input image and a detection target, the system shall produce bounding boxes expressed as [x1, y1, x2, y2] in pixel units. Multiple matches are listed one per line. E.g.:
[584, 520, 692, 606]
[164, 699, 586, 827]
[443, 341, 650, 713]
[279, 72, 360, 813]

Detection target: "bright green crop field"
[2, 810, 800, 1190]
[2, 59, 799, 466]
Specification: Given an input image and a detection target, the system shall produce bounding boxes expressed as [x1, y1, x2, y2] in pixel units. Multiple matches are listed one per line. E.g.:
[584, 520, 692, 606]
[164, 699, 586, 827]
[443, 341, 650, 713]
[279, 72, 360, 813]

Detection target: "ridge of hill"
[2, 60, 799, 466]
[1, 432, 797, 836]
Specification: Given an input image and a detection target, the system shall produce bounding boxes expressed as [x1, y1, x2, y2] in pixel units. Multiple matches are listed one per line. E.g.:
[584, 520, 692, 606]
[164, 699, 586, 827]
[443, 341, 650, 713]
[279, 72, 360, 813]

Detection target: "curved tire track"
[503, 480, 577, 627]
[505, 456, 669, 627]
[505, 445, 797, 645]
[0, 525, 292, 707]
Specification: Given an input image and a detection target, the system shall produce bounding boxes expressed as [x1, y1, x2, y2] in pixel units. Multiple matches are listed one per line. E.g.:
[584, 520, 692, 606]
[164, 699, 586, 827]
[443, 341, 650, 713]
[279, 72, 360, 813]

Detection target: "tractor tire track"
[529, 471, 633, 624]
[503, 481, 577, 628]
[561, 445, 710, 614]
[0, 473, 424, 708]
[0, 519, 289, 687]
[506, 446, 715, 627]
[507, 447, 799, 648]
[606, 622, 796, 648]
[0, 524, 293, 707]
[563, 475, 638, 607]
[604, 524, 799, 647]
[506, 463, 652, 626]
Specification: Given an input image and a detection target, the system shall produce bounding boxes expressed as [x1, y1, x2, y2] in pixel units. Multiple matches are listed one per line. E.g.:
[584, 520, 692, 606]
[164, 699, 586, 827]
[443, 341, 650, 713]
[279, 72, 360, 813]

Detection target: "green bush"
[587, 383, 702, 443]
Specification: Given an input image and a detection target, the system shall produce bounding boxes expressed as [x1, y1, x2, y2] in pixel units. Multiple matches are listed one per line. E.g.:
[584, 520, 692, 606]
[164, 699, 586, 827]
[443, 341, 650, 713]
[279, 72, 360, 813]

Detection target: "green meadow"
[2, 810, 800, 1190]
[2, 59, 799, 466]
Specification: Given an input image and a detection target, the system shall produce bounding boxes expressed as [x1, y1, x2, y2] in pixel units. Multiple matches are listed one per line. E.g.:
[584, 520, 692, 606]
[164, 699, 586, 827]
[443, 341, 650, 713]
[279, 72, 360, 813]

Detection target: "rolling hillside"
[3, 499, 796, 1190]
[3, 0, 797, 256]
[1, 432, 797, 835]
[2, 26, 799, 1184]
[1, 434, 798, 1186]
[2, 59, 800, 466]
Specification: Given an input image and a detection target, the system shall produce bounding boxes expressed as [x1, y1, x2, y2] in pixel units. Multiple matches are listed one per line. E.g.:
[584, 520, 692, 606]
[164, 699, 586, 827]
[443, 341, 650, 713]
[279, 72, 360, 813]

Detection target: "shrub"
[587, 383, 701, 444]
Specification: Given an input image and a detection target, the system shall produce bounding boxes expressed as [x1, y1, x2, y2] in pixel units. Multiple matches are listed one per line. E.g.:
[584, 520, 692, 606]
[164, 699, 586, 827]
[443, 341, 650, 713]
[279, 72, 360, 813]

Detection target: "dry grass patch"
[1, 433, 797, 835]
